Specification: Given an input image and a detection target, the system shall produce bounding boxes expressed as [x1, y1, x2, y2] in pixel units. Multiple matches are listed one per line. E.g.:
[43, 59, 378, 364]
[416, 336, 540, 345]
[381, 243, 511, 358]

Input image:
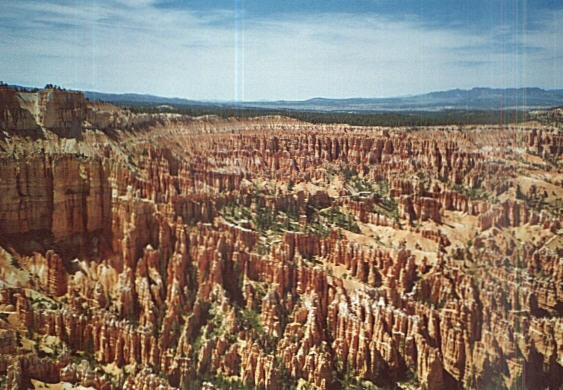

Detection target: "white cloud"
[0, 1, 561, 100]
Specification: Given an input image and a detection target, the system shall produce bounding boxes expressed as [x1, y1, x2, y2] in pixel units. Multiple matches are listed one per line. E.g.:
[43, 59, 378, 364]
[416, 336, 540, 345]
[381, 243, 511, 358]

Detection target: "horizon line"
[3, 81, 563, 103]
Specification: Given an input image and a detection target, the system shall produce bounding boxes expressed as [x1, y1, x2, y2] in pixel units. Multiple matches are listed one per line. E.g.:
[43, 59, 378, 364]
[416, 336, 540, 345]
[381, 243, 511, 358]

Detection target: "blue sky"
[1, 0, 561, 100]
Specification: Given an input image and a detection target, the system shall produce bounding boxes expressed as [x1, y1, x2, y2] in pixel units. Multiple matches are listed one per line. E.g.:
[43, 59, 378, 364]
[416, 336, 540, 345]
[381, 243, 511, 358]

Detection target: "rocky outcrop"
[36, 89, 87, 137]
[527, 128, 563, 158]
[399, 195, 442, 223]
[0, 86, 41, 137]
[0, 86, 87, 138]
[0, 155, 112, 258]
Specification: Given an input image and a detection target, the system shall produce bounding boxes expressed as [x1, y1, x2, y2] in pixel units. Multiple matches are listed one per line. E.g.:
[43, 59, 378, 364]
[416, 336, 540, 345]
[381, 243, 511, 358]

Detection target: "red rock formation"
[0, 87, 561, 390]
[399, 195, 442, 223]
[46, 250, 67, 297]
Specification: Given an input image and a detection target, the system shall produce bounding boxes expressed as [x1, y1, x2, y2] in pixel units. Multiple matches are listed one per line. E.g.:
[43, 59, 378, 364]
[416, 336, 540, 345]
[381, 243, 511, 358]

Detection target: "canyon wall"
[0, 87, 561, 389]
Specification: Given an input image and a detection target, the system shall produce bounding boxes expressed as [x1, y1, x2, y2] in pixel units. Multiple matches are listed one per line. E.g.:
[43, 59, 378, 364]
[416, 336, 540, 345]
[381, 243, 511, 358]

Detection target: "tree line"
[120, 101, 530, 127]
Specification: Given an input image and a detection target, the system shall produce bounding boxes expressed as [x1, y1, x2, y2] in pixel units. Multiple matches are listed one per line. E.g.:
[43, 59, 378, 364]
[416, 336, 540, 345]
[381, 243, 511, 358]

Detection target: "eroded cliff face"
[0, 87, 562, 390]
[0, 85, 172, 139]
[1, 87, 88, 138]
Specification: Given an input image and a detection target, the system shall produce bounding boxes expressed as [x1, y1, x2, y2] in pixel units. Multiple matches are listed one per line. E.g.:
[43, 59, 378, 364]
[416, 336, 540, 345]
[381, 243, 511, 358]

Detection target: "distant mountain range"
[86, 87, 563, 112]
[9, 84, 563, 111]
[240, 88, 563, 111]
[83, 91, 212, 106]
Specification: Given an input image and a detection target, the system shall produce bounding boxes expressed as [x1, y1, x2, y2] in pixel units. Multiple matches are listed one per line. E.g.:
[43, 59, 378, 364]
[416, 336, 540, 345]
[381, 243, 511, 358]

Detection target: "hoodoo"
[0, 86, 561, 389]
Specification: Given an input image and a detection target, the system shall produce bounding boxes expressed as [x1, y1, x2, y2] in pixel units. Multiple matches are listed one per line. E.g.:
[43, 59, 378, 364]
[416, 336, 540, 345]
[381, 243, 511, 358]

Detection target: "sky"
[1, 0, 562, 101]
